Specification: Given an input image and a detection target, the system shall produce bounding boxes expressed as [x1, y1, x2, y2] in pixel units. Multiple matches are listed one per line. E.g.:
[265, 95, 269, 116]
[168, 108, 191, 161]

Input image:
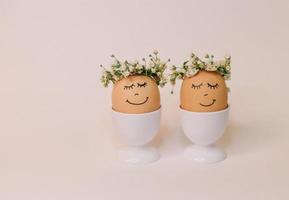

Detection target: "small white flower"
[159, 78, 167, 87]
[153, 50, 158, 55]
[224, 54, 231, 59]
[154, 59, 161, 65]
[179, 68, 186, 74]
[197, 60, 203, 65]
[151, 68, 156, 73]
[120, 63, 127, 71]
[185, 71, 192, 77]
[136, 63, 142, 70]
[129, 65, 134, 72]
[114, 76, 120, 81]
[224, 74, 231, 80]
[123, 70, 130, 77]
[226, 64, 231, 70]
[186, 68, 199, 77]
[132, 60, 138, 65]
[205, 64, 217, 71]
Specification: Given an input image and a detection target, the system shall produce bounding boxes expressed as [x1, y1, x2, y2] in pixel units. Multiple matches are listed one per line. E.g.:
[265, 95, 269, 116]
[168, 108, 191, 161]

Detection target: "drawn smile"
[200, 99, 216, 107]
[126, 97, 149, 105]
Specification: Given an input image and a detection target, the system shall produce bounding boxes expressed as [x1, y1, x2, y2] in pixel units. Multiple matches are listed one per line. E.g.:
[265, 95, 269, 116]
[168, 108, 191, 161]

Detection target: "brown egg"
[180, 71, 228, 112]
[112, 75, 160, 114]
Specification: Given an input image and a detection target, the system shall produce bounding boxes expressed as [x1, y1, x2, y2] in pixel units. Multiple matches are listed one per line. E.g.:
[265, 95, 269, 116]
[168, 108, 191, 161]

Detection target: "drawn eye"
[207, 83, 219, 89]
[137, 82, 147, 88]
[124, 84, 135, 90]
[192, 83, 203, 89]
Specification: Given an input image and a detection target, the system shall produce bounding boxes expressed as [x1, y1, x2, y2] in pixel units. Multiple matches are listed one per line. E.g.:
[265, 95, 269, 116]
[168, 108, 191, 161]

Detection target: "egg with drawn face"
[112, 75, 160, 114]
[180, 71, 228, 112]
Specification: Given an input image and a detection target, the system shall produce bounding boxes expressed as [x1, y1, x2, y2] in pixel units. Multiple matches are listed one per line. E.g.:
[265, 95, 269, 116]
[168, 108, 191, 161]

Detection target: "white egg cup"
[112, 108, 161, 164]
[180, 107, 229, 164]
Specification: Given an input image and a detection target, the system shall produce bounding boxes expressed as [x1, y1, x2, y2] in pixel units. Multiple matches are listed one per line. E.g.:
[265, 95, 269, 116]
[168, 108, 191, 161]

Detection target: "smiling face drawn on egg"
[180, 71, 228, 112]
[112, 75, 160, 114]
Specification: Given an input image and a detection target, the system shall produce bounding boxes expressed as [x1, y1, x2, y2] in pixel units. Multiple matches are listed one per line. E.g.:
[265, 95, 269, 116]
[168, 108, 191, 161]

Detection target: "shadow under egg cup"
[112, 108, 161, 164]
[180, 107, 229, 164]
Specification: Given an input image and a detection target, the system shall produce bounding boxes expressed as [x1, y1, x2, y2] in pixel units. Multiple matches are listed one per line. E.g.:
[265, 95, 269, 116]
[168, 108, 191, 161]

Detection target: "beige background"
[1, 0, 289, 199]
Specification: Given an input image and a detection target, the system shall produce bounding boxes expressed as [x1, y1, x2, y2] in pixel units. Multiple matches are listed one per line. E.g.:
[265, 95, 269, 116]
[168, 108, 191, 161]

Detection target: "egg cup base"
[117, 146, 160, 164]
[184, 145, 226, 164]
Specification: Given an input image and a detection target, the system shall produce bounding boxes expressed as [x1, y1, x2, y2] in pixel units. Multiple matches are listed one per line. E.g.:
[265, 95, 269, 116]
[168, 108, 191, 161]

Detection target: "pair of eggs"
[112, 71, 228, 114]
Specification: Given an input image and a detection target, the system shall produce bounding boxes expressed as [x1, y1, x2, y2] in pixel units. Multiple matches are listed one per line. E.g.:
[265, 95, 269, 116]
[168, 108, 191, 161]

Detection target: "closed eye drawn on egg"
[207, 83, 219, 89]
[137, 82, 147, 88]
[124, 84, 135, 90]
[191, 83, 203, 89]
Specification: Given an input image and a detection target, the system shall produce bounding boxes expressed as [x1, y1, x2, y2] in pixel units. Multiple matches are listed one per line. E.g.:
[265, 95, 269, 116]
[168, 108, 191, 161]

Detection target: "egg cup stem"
[117, 146, 160, 164]
[184, 144, 226, 163]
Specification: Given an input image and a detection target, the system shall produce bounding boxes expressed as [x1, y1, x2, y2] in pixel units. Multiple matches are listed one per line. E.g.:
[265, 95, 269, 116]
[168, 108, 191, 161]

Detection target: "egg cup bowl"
[112, 108, 161, 164]
[180, 106, 229, 164]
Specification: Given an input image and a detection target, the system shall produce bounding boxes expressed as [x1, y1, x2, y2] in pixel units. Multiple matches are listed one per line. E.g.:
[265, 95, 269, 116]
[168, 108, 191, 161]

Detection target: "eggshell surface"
[180, 71, 228, 112]
[112, 75, 160, 114]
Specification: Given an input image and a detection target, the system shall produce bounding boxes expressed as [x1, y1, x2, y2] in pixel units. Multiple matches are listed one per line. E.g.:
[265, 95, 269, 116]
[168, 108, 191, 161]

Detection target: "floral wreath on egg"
[169, 53, 231, 85]
[100, 50, 170, 87]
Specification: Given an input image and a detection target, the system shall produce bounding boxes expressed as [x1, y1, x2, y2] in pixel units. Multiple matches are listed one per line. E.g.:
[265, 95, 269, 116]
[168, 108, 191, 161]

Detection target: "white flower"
[185, 70, 191, 77]
[179, 68, 186, 73]
[154, 59, 161, 65]
[224, 54, 231, 59]
[187, 68, 197, 76]
[153, 50, 158, 55]
[132, 60, 138, 65]
[123, 70, 130, 77]
[205, 64, 217, 71]
[224, 74, 231, 80]
[136, 63, 142, 70]
[129, 65, 134, 72]
[159, 78, 167, 87]
[120, 63, 127, 71]
[197, 60, 203, 65]
[226, 64, 231, 70]
[151, 68, 156, 73]
[149, 61, 155, 68]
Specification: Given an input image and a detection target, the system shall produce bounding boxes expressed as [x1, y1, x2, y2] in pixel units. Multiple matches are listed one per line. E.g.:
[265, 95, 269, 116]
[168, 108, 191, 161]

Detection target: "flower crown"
[170, 53, 231, 85]
[100, 51, 170, 87]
